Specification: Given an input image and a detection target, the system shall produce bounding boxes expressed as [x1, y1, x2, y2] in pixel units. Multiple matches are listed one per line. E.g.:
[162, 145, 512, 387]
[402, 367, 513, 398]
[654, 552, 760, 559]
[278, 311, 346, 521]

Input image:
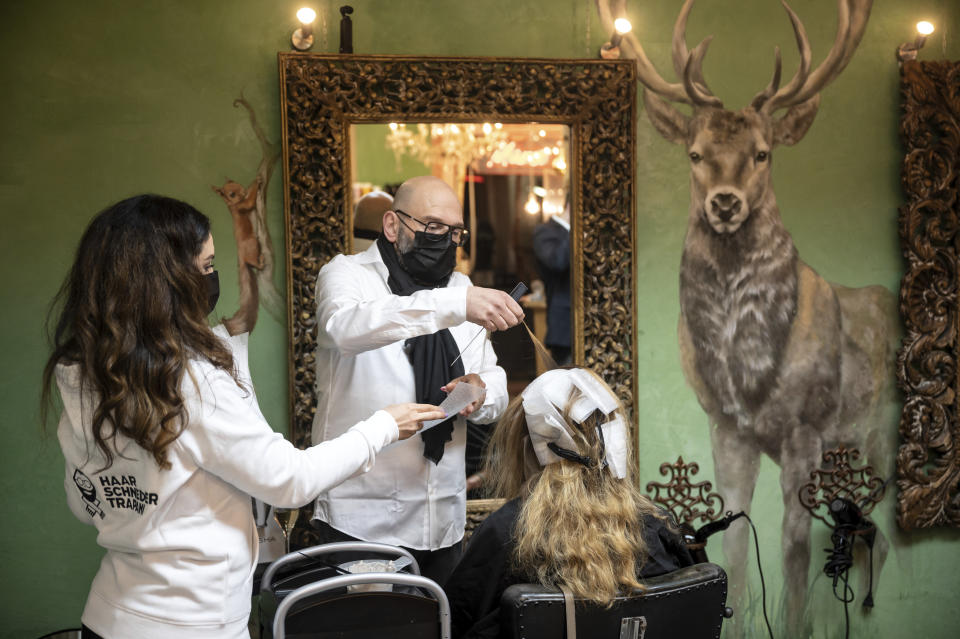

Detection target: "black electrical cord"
[691, 511, 774, 639]
[856, 475, 889, 611]
[742, 513, 775, 639]
[823, 525, 857, 639]
[864, 540, 874, 608]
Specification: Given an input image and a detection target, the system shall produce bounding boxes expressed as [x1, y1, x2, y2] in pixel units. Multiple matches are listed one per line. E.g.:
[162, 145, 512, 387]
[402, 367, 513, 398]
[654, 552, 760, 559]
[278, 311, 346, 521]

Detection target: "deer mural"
[598, 0, 897, 634]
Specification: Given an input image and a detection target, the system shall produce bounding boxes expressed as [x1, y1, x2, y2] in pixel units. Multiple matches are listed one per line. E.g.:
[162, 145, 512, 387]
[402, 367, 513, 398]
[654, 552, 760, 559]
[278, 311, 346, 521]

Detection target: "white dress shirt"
[312, 242, 508, 550]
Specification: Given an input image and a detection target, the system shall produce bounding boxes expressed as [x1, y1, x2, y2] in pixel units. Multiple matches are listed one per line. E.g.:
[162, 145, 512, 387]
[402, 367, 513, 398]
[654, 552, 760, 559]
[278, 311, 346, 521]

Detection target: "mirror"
[351, 122, 572, 389]
[278, 54, 638, 532]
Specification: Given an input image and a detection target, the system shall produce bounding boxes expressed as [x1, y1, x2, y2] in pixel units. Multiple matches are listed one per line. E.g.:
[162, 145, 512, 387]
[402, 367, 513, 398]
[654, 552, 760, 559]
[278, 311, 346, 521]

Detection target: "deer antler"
[754, 0, 872, 113]
[596, 0, 722, 108]
[672, 0, 718, 103]
[750, 47, 785, 110]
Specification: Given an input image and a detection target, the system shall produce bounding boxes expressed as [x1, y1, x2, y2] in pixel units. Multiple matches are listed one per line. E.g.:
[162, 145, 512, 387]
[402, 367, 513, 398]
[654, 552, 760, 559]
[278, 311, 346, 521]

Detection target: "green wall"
[354, 123, 428, 188]
[1, 1, 958, 637]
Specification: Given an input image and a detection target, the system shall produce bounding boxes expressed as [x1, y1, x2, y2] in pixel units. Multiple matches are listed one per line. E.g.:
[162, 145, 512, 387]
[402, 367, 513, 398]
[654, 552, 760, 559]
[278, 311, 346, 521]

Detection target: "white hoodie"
[57, 327, 398, 638]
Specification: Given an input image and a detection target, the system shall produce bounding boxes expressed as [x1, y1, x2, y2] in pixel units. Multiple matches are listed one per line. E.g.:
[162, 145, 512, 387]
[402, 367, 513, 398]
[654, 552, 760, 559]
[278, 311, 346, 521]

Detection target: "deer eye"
[755, 151, 769, 162]
[689, 152, 702, 163]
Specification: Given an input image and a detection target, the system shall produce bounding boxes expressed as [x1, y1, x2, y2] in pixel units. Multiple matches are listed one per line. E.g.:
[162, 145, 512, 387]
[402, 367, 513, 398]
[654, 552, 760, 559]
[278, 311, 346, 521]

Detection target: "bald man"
[311, 176, 523, 584]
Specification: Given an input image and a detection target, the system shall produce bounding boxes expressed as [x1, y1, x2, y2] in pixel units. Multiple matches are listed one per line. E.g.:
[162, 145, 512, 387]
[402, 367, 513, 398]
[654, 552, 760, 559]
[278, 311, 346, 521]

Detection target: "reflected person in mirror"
[312, 175, 524, 585]
[352, 189, 393, 253]
[532, 199, 572, 365]
[43, 195, 442, 639]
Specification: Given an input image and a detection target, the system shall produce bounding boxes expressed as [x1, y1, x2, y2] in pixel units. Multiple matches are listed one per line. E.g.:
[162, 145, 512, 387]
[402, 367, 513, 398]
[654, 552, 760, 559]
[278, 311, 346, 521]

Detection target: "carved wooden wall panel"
[897, 59, 960, 530]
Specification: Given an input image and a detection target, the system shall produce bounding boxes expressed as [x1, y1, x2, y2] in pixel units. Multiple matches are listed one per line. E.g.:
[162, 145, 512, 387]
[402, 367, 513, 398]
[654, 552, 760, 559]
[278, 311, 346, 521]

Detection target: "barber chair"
[500, 563, 728, 639]
[260, 541, 451, 639]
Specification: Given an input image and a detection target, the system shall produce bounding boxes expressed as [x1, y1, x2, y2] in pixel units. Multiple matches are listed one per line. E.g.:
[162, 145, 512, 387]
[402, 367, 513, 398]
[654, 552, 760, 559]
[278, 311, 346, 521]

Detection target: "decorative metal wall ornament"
[645, 456, 725, 526]
[279, 54, 637, 547]
[799, 447, 886, 525]
[897, 59, 960, 530]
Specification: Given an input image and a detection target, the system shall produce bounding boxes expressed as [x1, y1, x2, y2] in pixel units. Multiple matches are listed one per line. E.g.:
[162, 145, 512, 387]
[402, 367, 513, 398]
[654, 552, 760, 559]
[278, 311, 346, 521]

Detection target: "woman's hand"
[441, 373, 487, 417]
[384, 403, 446, 440]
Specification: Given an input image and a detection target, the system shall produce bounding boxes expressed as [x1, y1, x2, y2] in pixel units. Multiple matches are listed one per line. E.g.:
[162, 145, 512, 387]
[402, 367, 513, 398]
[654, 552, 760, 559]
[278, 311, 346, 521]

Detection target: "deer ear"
[643, 90, 689, 146]
[772, 95, 821, 147]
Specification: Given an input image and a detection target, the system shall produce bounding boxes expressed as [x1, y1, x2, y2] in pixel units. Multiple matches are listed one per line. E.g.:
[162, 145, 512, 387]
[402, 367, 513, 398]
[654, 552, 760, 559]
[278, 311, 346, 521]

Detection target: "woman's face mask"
[398, 231, 457, 284]
[205, 270, 220, 314]
[194, 234, 219, 314]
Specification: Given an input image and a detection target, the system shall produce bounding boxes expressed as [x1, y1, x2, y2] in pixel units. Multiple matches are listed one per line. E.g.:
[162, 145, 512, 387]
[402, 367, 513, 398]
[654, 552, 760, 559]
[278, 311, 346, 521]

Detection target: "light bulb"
[297, 7, 316, 25]
[525, 194, 541, 215]
[606, 16, 633, 52]
[292, 7, 317, 49]
[916, 21, 934, 36]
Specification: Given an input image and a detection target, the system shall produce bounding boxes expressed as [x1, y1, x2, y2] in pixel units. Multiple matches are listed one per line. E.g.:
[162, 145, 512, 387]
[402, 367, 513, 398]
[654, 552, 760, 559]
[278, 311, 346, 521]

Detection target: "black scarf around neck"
[376, 235, 464, 463]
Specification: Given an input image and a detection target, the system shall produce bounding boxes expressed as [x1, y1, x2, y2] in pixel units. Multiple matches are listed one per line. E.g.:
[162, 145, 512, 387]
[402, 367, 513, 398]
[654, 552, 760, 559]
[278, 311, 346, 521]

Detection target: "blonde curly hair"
[482, 368, 667, 606]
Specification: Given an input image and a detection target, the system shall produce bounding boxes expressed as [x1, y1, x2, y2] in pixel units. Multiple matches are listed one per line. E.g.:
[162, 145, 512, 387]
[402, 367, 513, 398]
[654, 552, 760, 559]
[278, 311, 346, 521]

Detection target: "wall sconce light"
[897, 21, 935, 64]
[292, 7, 316, 51]
[600, 18, 632, 60]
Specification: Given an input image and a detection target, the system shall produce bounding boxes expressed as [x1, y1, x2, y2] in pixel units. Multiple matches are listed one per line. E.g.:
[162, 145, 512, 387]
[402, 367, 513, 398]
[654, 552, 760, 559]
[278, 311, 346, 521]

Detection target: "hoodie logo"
[73, 469, 105, 519]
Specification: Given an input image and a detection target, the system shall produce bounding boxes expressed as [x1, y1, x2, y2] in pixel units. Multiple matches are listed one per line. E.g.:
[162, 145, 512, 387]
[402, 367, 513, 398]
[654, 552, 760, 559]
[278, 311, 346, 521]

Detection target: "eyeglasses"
[394, 209, 470, 247]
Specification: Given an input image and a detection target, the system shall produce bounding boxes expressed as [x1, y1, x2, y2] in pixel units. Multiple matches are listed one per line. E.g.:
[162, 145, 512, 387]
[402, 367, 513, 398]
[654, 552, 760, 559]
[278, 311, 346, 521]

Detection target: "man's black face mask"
[398, 231, 457, 285]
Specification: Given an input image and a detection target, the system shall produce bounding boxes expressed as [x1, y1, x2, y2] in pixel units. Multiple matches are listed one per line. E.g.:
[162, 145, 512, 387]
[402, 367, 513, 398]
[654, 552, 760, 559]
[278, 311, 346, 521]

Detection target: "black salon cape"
[444, 498, 694, 639]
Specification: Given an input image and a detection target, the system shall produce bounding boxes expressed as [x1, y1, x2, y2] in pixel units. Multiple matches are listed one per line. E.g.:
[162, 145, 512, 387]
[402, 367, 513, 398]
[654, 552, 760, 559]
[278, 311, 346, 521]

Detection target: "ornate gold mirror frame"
[897, 59, 960, 529]
[277, 54, 637, 538]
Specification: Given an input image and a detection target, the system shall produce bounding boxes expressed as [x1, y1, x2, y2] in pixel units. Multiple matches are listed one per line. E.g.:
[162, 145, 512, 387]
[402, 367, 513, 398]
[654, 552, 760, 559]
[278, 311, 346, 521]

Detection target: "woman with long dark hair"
[43, 194, 443, 639]
[444, 368, 693, 638]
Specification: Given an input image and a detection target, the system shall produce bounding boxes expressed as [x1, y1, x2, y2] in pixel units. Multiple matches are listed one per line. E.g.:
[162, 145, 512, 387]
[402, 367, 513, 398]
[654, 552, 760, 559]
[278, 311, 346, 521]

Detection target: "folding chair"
[260, 541, 450, 639]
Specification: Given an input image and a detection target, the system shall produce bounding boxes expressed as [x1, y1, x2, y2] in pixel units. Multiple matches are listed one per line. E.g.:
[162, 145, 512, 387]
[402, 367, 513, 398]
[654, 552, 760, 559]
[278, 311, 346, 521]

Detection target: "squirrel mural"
[213, 177, 265, 271]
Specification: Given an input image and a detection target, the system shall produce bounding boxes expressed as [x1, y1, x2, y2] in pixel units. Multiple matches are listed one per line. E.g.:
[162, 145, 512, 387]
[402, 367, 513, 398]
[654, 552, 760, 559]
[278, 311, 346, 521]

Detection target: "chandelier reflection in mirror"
[383, 122, 569, 218]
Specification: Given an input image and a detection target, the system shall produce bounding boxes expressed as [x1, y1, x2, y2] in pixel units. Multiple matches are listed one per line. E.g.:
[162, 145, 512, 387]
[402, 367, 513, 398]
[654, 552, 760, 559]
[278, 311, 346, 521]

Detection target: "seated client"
[444, 368, 694, 639]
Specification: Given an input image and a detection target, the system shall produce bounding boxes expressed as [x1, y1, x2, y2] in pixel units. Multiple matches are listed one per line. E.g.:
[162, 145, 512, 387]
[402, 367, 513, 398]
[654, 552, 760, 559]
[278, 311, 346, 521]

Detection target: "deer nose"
[710, 192, 742, 222]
